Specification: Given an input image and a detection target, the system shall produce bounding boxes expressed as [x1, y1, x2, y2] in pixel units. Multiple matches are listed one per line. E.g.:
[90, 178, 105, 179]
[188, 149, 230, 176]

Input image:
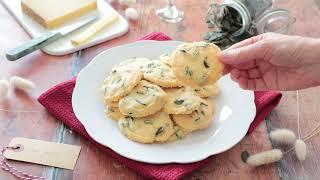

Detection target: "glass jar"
[207, 0, 295, 36]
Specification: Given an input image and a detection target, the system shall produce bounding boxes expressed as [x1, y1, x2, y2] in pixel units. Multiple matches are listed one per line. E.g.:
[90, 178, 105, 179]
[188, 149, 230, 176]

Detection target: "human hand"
[218, 33, 320, 91]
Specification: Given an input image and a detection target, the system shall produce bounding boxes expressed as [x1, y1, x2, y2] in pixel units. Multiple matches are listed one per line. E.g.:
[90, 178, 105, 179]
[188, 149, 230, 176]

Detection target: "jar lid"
[254, 8, 295, 34]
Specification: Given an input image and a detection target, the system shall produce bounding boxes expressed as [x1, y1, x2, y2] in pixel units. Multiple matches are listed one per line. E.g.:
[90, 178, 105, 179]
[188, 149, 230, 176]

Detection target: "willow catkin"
[10, 76, 35, 90]
[246, 149, 283, 167]
[295, 139, 307, 161]
[270, 129, 296, 145]
[119, 0, 136, 6]
[125, 8, 139, 21]
[0, 79, 9, 98]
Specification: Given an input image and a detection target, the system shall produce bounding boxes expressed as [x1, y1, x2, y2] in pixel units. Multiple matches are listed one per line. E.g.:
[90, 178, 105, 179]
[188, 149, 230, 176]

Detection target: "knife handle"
[6, 31, 63, 61]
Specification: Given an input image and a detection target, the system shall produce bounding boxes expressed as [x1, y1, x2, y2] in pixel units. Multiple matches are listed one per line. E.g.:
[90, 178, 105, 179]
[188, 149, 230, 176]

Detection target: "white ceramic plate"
[72, 40, 256, 164]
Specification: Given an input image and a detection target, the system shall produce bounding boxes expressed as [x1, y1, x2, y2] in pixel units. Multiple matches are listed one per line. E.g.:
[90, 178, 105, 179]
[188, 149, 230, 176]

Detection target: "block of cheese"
[21, 0, 97, 28]
[71, 14, 119, 45]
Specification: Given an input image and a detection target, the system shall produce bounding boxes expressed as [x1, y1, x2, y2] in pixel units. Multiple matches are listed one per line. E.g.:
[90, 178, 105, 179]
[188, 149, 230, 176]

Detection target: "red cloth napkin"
[38, 32, 282, 180]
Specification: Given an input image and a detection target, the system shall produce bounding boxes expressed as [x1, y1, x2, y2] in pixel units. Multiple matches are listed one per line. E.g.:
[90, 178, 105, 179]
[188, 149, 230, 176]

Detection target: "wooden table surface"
[0, 0, 320, 179]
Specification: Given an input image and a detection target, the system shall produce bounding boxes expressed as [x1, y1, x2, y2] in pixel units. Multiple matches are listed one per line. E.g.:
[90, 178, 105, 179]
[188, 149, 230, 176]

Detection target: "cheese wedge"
[21, 0, 97, 28]
[71, 14, 119, 45]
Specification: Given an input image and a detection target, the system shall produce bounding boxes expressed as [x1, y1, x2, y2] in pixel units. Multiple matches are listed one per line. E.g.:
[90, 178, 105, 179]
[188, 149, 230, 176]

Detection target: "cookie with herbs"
[159, 53, 172, 66]
[204, 96, 216, 108]
[104, 100, 119, 107]
[114, 57, 151, 71]
[118, 112, 175, 143]
[102, 69, 143, 103]
[171, 41, 224, 88]
[119, 80, 167, 117]
[105, 106, 124, 121]
[171, 99, 215, 132]
[166, 125, 189, 142]
[194, 83, 220, 98]
[143, 60, 181, 88]
[163, 87, 202, 114]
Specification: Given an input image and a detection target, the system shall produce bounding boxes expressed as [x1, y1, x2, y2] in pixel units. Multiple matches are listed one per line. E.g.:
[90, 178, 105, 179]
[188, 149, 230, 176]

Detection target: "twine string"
[297, 90, 301, 139]
[0, 108, 42, 113]
[0, 146, 45, 180]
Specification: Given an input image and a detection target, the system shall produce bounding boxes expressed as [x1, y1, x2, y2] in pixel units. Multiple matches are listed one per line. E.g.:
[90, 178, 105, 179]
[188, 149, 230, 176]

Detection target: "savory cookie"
[143, 60, 181, 88]
[114, 57, 151, 71]
[171, 41, 224, 88]
[159, 53, 172, 66]
[204, 97, 216, 107]
[119, 80, 167, 117]
[163, 87, 201, 114]
[166, 125, 189, 142]
[171, 99, 215, 132]
[104, 100, 119, 107]
[194, 83, 220, 98]
[118, 112, 175, 143]
[105, 106, 124, 121]
[102, 69, 143, 102]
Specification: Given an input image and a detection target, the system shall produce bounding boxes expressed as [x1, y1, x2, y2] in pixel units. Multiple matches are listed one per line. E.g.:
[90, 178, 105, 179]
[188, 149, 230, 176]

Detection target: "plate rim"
[72, 40, 257, 164]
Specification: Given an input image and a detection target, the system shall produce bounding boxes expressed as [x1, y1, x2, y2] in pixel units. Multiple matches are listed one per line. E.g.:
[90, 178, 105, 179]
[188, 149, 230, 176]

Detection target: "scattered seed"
[241, 150, 250, 162]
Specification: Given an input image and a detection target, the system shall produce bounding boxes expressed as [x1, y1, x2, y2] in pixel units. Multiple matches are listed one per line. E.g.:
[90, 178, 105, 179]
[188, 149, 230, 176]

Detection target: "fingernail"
[219, 49, 239, 59]
[218, 51, 231, 61]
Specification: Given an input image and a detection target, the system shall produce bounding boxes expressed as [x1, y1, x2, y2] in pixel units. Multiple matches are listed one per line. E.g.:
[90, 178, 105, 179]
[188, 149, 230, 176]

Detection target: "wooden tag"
[3, 137, 81, 170]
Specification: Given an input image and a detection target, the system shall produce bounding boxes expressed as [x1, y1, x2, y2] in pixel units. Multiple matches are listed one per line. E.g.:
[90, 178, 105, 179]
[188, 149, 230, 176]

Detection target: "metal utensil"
[6, 16, 97, 61]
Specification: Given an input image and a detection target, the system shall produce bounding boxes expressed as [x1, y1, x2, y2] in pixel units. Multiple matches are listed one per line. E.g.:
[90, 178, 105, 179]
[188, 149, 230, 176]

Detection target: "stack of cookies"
[102, 41, 224, 144]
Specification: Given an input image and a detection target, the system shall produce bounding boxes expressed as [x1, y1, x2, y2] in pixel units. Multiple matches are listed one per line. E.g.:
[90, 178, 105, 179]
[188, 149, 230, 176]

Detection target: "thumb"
[218, 42, 267, 65]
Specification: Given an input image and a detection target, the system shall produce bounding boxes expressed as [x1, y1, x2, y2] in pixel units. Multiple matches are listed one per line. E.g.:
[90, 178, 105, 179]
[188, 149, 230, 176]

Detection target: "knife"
[6, 16, 97, 61]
